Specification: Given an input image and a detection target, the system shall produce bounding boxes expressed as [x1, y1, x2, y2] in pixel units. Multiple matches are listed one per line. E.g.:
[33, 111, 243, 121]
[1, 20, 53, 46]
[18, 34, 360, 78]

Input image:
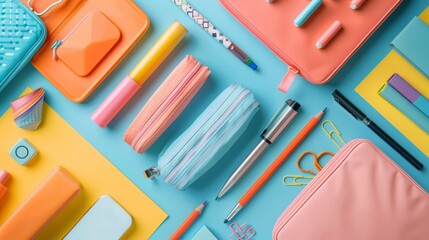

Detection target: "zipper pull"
[51, 40, 63, 60]
[278, 66, 299, 93]
[143, 167, 160, 180]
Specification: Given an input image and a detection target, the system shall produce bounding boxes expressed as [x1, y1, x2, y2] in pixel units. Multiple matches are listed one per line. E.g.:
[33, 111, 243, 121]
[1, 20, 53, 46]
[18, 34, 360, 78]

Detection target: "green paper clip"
[321, 120, 346, 149]
[282, 175, 314, 186]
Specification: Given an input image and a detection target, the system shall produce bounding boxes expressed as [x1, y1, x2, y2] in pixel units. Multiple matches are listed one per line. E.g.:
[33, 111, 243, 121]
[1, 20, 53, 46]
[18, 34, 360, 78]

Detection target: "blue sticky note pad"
[64, 195, 132, 240]
[192, 225, 217, 240]
[391, 17, 429, 78]
[9, 138, 37, 165]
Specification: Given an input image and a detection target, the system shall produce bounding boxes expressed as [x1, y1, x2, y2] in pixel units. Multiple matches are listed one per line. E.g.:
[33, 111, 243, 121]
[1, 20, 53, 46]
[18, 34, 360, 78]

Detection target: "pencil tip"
[323, 107, 327, 113]
[202, 201, 208, 206]
[224, 219, 228, 223]
[215, 196, 219, 201]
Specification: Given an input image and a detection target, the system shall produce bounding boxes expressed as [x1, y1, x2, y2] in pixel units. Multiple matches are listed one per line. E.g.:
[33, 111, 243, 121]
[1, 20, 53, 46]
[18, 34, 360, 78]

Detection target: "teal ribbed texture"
[157, 83, 260, 190]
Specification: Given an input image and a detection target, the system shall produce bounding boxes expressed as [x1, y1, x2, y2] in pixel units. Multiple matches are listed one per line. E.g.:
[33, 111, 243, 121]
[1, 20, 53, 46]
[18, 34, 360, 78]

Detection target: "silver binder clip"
[143, 167, 160, 180]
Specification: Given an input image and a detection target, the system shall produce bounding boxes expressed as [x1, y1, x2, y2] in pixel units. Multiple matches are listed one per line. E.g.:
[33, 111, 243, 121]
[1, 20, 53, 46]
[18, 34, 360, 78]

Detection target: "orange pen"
[170, 201, 207, 240]
[224, 108, 327, 223]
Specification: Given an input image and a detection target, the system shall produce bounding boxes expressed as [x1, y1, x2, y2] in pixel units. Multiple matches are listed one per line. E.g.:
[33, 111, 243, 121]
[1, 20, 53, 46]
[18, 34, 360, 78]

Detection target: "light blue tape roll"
[379, 84, 429, 134]
[157, 83, 260, 190]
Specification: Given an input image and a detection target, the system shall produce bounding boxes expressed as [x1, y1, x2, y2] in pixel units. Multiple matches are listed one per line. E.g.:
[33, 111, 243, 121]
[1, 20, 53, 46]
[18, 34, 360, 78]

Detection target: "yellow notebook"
[0, 89, 167, 239]
[356, 7, 429, 157]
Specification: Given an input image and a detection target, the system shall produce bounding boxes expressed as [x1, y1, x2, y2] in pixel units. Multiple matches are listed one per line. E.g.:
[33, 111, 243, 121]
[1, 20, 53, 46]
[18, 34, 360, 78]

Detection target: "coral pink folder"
[273, 139, 429, 240]
[219, 0, 402, 91]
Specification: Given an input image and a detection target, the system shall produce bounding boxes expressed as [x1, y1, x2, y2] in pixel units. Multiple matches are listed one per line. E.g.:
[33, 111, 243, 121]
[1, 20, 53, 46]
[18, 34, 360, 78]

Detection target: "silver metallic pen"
[215, 99, 301, 200]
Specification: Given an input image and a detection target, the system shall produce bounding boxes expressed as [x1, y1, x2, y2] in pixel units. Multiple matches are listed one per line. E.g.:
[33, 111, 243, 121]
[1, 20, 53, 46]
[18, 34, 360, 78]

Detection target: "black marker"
[332, 90, 423, 170]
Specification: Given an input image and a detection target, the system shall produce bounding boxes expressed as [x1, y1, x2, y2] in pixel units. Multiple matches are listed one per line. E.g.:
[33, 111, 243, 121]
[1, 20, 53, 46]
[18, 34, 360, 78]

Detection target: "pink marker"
[316, 20, 342, 49]
[350, 0, 366, 10]
[91, 21, 187, 128]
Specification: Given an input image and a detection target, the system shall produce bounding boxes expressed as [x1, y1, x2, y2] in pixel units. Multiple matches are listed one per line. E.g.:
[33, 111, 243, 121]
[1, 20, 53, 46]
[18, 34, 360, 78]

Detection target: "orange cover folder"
[23, 0, 150, 102]
[0, 167, 81, 239]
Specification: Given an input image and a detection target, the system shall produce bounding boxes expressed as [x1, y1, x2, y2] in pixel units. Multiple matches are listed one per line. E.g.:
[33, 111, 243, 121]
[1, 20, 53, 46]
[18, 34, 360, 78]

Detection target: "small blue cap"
[249, 62, 258, 70]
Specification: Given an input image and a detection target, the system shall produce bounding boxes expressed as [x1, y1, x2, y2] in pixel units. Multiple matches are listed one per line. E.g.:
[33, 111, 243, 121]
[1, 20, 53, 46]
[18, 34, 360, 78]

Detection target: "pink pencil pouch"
[124, 55, 210, 153]
[219, 0, 402, 92]
[273, 139, 429, 240]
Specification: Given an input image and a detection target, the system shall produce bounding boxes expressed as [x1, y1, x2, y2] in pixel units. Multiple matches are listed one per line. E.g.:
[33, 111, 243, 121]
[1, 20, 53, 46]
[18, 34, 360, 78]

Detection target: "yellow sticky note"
[0, 89, 167, 239]
[356, 8, 429, 157]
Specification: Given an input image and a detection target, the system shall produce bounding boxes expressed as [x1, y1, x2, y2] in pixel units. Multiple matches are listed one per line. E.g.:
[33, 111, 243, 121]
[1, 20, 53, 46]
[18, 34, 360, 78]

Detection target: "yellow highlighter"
[92, 21, 188, 128]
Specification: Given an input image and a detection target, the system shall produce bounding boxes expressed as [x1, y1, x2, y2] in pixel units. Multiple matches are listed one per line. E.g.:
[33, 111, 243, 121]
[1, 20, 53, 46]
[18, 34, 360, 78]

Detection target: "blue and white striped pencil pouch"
[144, 83, 260, 190]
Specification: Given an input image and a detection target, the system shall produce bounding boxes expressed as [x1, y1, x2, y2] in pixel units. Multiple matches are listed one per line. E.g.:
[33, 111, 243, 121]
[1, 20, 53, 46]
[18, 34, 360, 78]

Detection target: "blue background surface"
[1, 0, 428, 239]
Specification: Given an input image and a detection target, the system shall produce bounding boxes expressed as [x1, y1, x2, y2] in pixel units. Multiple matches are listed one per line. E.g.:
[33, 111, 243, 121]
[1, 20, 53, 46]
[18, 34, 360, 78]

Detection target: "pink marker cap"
[0, 170, 10, 185]
[91, 75, 141, 128]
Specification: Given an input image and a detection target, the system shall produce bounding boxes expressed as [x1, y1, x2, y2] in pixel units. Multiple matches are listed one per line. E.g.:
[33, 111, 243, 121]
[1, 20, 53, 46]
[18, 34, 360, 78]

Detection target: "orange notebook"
[219, 0, 402, 90]
[23, 0, 150, 102]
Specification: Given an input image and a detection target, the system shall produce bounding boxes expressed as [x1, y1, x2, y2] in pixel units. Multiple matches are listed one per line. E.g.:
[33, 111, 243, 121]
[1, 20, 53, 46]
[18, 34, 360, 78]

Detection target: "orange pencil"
[224, 108, 326, 223]
[170, 201, 207, 240]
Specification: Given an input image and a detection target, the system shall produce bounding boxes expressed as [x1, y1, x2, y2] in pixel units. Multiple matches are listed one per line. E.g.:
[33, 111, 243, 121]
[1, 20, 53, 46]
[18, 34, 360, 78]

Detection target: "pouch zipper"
[179, 100, 259, 188]
[159, 84, 240, 171]
[273, 138, 429, 238]
[166, 86, 249, 183]
[51, 11, 94, 60]
[137, 65, 206, 146]
[131, 61, 202, 148]
[278, 66, 299, 92]
[164, 85, 249, 183]
[273, 139, 364, 238]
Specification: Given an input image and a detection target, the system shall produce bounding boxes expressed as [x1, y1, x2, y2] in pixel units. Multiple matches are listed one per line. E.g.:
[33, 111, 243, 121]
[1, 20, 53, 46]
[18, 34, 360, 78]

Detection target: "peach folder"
[0, 168, 81, 239]
[355, 8, 429, 158]
[0, 89, 167, 239]
[24, 0, 150, 102]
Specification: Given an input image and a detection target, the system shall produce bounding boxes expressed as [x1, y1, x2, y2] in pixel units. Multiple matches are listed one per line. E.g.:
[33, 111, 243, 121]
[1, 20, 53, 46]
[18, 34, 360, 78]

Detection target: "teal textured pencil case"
[0, 0, 46, 92]
[144, 83, 260, 190]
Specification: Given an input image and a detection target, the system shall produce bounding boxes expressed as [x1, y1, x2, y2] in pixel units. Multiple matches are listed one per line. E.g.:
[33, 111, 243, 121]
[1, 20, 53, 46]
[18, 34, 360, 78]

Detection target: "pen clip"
[333, 95, 358, 120]
[260, 107, 284, 141]
[260, 99, 298, 142]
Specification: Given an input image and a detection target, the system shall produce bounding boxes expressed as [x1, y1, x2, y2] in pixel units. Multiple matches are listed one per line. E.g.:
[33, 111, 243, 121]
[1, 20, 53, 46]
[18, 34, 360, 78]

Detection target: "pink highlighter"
[316, 20, 342, 49]
[91, 21, 188, 128]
